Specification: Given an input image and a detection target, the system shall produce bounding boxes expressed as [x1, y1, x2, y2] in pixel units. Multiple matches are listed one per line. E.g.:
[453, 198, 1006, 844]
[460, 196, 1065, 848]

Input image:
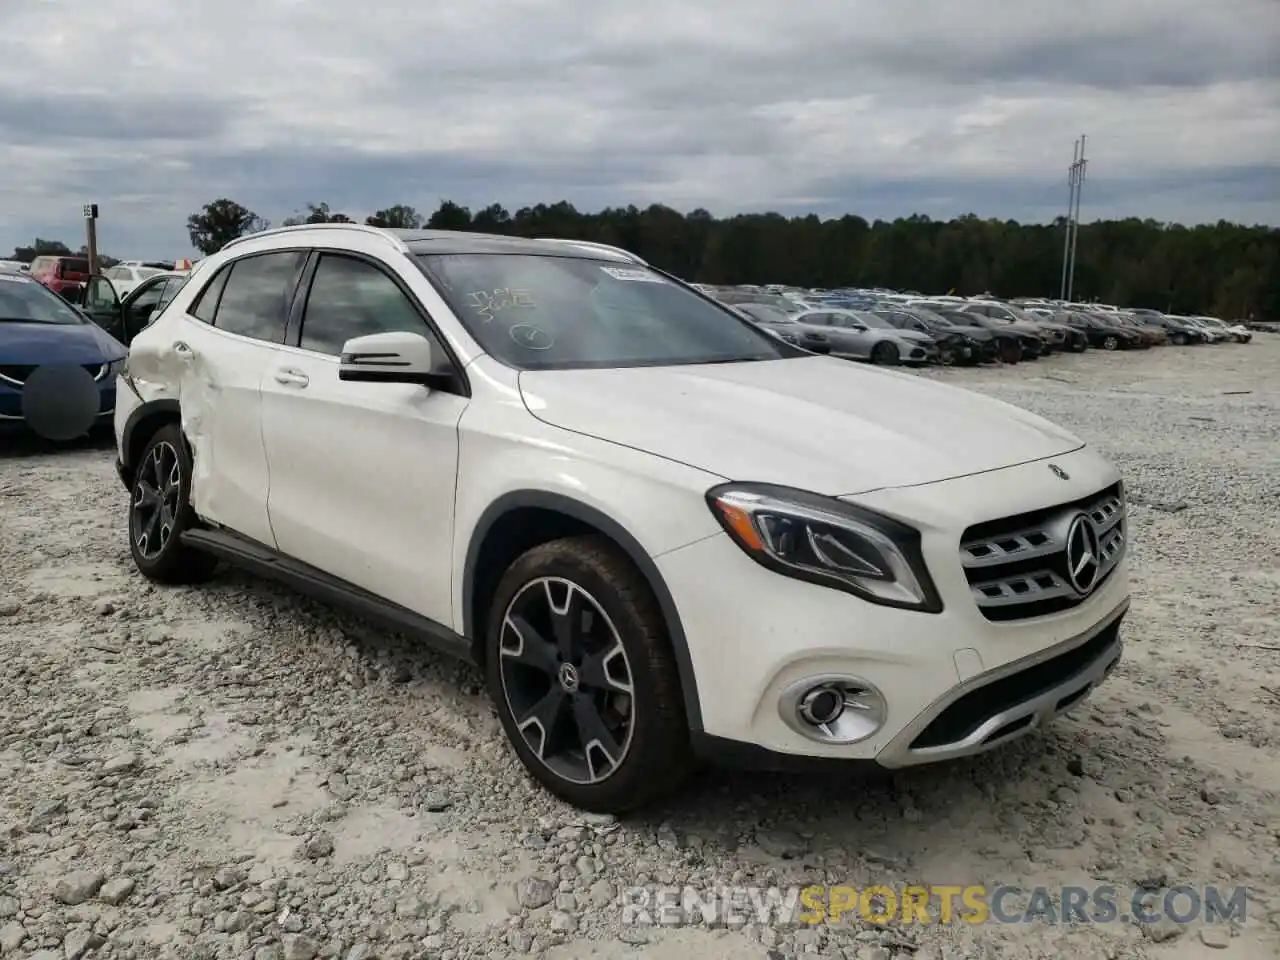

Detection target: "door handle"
[172, 341, 194, 362]
[273, 367, 309, 387]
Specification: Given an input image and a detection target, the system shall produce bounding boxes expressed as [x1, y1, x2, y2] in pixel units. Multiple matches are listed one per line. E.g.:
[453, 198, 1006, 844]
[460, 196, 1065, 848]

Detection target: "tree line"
[14, 199, 1278, 318]
[7, 239, 121, 269]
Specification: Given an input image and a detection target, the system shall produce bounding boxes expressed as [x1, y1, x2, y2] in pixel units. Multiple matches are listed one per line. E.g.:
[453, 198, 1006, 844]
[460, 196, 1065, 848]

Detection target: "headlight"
[705, 483, 943, 612]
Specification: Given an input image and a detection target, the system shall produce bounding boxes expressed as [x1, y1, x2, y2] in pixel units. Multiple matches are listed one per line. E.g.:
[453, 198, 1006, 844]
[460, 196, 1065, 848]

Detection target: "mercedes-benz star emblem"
[1049, 464, 1070, 480]
[557, 662, 580, 693]
[1064, 513, 1101, 594]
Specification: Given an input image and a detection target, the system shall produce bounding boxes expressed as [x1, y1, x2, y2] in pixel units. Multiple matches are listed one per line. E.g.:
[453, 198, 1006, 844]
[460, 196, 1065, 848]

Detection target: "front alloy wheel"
[871, 342, 900, 365]
[485, 537, 693, 812]
[499, 577, 635, 785]
[131, 440, 181, 560]
[1102, 335, 1119, 350]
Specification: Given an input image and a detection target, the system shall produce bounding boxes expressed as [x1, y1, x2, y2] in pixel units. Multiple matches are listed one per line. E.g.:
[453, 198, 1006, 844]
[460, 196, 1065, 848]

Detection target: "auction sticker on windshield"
[600, 266, 666, 283]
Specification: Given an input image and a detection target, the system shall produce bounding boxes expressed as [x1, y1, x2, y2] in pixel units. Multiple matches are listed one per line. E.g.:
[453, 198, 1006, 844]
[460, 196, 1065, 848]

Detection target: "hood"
[1018, 319, 1062, 334]
[943, 324, 994, 341]
[519, 356, 1084, 496]
[887, 329, 934, 343]
[0, 320, 125, 365]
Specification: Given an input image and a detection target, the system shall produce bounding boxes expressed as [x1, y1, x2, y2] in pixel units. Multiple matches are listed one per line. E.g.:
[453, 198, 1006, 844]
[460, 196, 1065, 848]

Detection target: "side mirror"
[339, 331, 450, 388]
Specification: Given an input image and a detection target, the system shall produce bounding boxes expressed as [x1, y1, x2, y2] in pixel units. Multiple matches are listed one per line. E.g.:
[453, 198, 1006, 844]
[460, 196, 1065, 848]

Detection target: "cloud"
[1, 0, 1277, 256]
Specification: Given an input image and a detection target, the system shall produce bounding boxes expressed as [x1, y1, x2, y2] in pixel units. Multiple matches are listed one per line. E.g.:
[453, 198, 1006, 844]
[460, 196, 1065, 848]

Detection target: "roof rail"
[221, 222, 410, 254]
[536, 238, 647, 265]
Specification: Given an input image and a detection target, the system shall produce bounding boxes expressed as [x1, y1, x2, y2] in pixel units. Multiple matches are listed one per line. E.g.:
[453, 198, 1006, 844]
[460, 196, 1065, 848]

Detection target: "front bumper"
[664, 445, 1131, 768]
[0, 380, 116, 434]
[904, 342, 939, 364]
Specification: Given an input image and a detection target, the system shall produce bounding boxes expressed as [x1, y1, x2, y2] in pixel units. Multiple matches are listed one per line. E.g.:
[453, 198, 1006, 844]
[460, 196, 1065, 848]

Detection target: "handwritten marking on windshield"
[600, 266, 665, 283]
[467, 288, 535, 321]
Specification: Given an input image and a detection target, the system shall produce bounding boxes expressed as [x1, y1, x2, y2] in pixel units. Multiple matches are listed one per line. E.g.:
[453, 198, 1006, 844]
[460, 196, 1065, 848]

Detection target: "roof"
[221, 223, 645, 264]
[394, 230, 633, 261]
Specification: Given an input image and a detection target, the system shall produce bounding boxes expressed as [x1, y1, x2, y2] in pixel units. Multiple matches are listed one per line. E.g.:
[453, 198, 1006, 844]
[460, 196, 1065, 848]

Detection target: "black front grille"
[960, 483, 1125, 622]
[910, 618, 1122, 749]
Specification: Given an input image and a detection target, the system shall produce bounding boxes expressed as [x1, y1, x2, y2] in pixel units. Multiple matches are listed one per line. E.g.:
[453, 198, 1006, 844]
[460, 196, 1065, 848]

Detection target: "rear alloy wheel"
[1102, 335, 1119, 351]
[129, 423, 218, 583]
[486, 537, 693, 812]
[870, 341, 900, 365]
[1171, 333, 1188, 345]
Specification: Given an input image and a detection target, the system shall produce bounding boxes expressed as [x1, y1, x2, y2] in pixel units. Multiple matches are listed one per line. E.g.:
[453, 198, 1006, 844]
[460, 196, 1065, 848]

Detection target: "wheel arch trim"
[462, 490, 704, 734]
[120, 398, 182, 482]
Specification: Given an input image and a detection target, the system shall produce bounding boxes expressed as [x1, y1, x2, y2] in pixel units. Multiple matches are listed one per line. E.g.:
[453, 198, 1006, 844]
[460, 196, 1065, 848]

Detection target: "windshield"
[717, 292, 805, 315]
[0, 276, 87, 324]
[901, 307, 953, 328]
[850, 312, 893, 330]
[415, 254, 790, 370]
[737, 303, 795, 325]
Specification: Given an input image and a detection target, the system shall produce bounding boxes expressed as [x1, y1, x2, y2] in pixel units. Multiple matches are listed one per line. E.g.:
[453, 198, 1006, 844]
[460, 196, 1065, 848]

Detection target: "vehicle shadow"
[0, 428, 116, 459]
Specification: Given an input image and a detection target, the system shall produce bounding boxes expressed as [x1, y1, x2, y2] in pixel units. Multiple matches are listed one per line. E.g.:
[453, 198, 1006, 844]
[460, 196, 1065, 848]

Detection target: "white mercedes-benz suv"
[114, 224, 1129, 812]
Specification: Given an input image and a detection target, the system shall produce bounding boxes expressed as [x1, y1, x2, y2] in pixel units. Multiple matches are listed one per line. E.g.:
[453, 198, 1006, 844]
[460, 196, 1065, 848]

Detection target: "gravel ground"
[1, 337, 1277, 960]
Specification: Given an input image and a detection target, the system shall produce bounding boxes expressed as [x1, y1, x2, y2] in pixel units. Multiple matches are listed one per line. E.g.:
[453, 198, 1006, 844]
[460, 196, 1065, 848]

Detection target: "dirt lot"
[1, 336, 1277, 960]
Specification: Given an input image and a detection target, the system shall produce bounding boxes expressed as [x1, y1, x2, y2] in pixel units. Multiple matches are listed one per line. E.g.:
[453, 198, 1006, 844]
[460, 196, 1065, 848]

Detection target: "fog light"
[779, 675, 887, 744]
[799, 687, 844, 725]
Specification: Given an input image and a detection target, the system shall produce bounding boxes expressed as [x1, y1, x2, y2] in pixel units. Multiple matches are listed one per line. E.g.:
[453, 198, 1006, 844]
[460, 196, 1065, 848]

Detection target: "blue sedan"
[0, 273, 127, 441]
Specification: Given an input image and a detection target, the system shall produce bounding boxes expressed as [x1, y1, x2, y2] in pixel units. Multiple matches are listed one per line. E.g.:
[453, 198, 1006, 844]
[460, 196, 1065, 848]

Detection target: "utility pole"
[1058, 139, 1080, 301]
[83, 203, 100, 275]
[1065, 135, 1087, 302]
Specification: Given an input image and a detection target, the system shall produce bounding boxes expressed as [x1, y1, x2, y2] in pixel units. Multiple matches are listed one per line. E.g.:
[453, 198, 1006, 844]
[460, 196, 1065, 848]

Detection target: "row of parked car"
[691, 286, 1253, 367]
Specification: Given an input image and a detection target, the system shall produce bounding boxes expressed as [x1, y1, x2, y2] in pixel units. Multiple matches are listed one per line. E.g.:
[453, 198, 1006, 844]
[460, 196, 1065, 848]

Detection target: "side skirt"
[180, 528, 475, 664]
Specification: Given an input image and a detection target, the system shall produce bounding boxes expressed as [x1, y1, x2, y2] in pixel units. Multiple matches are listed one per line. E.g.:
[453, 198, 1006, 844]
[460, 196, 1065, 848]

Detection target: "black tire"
[1171, 333, 1187, 345]
[128, 423, 219, 584]
[1102, 335, 1119, 351]
[936, 346, 955, 367]
[997, 339, 1022, 364]
[870, 341, 900, 365]
[484, 536, 694, 813]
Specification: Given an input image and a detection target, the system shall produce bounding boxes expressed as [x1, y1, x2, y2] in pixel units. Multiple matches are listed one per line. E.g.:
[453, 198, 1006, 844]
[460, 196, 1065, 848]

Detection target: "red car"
[28, 255, 91, 302]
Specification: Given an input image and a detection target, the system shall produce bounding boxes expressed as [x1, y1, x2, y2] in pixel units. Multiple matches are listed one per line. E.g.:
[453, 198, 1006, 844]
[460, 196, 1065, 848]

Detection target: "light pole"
[1058, 137, 1087, 302]
[83, 203, 100, 275]
[1059, 139, 1079, 301]
[1066, 135, 1087, 302]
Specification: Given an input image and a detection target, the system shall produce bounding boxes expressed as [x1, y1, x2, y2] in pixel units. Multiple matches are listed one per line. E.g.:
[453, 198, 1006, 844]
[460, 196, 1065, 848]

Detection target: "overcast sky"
[2, 0, 1278, 258]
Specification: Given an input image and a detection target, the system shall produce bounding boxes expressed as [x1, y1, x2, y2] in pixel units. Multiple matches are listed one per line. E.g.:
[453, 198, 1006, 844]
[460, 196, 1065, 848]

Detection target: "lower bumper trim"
[689, 600, 1128, 774]
[877, 601, 1127, 768]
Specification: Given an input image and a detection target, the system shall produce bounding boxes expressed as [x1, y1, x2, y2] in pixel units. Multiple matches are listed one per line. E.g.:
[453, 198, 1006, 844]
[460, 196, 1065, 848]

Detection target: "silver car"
[793, 309, 939, 365]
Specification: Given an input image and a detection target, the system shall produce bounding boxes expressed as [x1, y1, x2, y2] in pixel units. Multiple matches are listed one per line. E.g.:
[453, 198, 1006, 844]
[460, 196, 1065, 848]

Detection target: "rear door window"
[207, 252, 305, 342]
